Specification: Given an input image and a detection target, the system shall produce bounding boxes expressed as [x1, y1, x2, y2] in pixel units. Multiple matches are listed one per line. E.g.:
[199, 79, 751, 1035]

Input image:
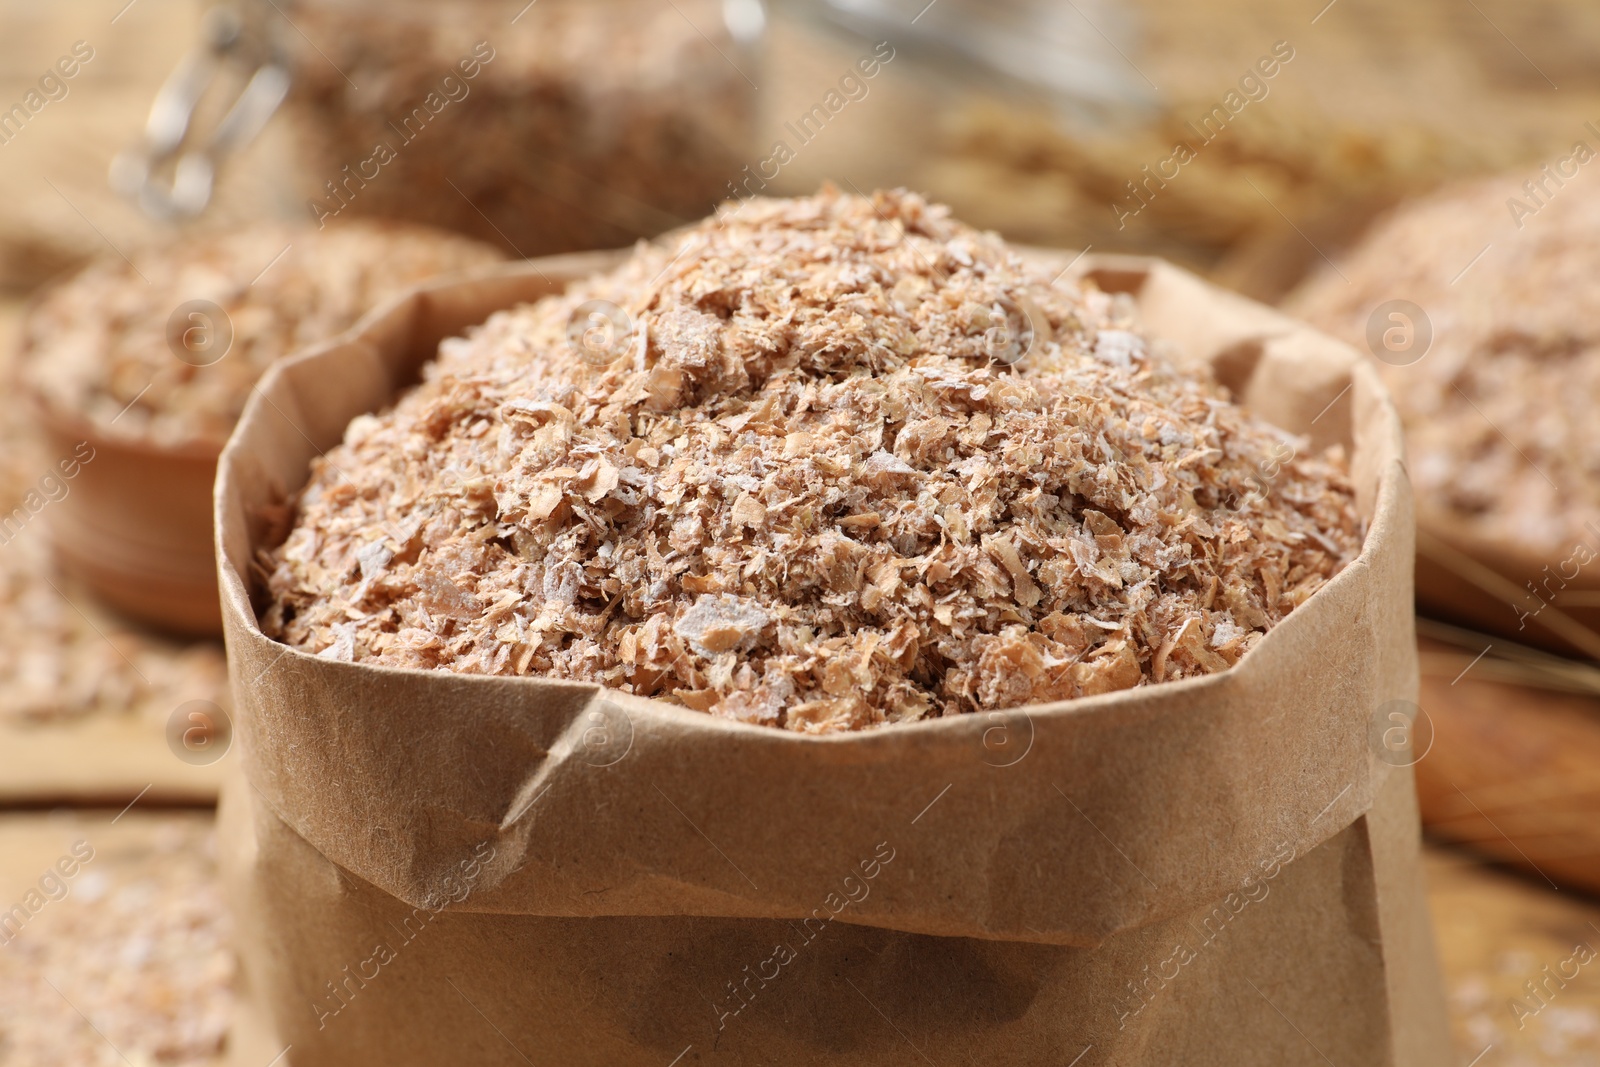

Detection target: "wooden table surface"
[0, 809, 231, 1067]
[1428, 848, 1600, 1065]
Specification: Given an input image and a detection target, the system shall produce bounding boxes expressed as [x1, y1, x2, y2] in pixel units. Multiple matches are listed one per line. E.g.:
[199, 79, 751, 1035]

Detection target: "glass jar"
[120, 0, 765, 255]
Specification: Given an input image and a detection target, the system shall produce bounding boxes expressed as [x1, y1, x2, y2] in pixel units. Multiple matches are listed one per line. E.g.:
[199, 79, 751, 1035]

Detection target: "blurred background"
[8, 0, 1600, 296]
[4, 0, 1600, 1064]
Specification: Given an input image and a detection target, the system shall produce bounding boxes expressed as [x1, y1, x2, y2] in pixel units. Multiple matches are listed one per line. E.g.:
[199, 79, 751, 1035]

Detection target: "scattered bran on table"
[0, 815, 231, 1067]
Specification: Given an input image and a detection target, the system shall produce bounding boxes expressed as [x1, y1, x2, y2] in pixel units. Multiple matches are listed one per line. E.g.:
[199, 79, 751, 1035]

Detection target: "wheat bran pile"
[1290, 171, 1600, 559]
[20, 220, 503, 449]
[0, 522, 229, 726]
[262, 189, 1362, 732]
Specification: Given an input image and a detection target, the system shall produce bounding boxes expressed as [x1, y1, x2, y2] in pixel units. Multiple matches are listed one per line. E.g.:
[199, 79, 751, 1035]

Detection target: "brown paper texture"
[215, 253, 1447, 1064]
[221, 758, 1444, 1067]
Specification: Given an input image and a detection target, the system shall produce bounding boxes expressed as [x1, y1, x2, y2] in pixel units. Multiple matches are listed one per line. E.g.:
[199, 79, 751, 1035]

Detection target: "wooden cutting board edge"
[0, 719, 228, 806]
[1414, 631, 1600, 894]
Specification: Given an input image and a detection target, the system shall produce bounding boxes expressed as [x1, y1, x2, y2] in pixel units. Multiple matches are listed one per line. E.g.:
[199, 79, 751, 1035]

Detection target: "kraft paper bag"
[214, 252, 1449, 1065]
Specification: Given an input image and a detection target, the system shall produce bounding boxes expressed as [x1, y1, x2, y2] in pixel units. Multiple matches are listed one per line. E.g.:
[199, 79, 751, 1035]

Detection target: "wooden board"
[1415, 627, 1600, 894]
[0, 717, 232, 806]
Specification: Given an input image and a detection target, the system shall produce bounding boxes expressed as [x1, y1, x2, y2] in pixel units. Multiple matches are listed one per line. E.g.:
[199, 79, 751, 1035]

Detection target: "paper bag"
[215, 253, 1448, 1065]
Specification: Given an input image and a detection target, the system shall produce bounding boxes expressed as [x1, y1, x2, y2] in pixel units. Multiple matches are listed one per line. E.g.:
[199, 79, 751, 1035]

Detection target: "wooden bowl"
[26, 394, 225, 637]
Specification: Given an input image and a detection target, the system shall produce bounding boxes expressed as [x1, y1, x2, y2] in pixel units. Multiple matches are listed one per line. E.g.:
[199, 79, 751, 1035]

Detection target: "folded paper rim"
[215, 249, 1416, 948]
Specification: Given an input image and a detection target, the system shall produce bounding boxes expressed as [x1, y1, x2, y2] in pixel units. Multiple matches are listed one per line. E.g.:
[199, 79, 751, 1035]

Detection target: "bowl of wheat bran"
[16, 219, 503, 635]
[1291, 170, 1600, 658]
